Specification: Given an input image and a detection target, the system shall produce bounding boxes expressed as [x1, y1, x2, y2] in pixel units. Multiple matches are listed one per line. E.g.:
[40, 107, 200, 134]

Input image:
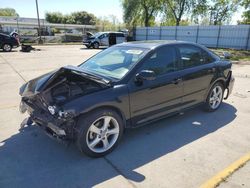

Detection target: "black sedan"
[0, 33, 20, 52]
[19, 41, 234, 157]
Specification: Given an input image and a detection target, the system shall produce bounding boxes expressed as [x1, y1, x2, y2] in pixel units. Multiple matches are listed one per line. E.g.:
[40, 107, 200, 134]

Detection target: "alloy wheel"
[86, 116, 120, 153]
[3, 44, 11, 52]
[209, 85, 223, 109]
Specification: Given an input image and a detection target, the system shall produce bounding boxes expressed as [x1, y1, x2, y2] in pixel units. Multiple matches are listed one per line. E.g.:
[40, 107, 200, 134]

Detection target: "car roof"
[116, 40, 200, 50]
[101, 31, 124, 34]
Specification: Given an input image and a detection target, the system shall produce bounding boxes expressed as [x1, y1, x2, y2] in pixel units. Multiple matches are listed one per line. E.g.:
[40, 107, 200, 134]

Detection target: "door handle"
[171, 78, 182, 85]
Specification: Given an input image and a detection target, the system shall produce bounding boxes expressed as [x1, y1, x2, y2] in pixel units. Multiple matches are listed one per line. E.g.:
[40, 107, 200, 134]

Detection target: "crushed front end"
[19, 65, 110, 142]
[20, 95, 76, 141]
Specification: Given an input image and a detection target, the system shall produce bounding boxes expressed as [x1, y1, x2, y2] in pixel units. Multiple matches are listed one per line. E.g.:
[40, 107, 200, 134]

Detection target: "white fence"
[135, 25, 250, 50]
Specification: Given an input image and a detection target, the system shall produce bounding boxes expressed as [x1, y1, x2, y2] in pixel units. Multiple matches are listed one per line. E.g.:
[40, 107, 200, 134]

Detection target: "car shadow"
[0, 103, 236, 187]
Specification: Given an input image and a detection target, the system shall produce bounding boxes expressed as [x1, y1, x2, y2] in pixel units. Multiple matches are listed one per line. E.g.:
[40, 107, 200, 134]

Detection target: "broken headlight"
[48, 105, 57, 115]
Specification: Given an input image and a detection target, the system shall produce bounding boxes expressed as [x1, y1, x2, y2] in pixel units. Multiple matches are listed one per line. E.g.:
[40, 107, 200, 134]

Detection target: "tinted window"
[177, 45, 204, 69]
[202, 50, 215, 64]
[99, 33, 108, 39]
[142, 46, 177, 76]
[116, 33, 125, 37]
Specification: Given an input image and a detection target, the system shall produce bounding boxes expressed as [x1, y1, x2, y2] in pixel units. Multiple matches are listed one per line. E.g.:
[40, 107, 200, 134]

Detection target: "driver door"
[128, 45, 183, 126]
[99, 33, 109, 46]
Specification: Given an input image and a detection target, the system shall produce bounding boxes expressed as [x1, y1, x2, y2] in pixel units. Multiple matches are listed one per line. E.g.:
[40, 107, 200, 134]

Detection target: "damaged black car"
[19, 41, 234, 157]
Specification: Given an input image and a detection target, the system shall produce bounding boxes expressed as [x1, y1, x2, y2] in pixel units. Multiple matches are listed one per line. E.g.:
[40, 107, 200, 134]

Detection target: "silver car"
[83, 32, 126, 49]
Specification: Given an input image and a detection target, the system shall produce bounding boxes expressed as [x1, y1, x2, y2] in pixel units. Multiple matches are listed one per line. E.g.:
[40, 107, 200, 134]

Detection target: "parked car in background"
[83, 31, 126, 49]
[0, 33, 20, 52]
[19, 41, 234, 157]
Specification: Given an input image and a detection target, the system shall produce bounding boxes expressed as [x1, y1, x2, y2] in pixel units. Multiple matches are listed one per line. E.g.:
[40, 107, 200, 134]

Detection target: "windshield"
[79, 46, 148, 80]
[93, 32, 104, 38]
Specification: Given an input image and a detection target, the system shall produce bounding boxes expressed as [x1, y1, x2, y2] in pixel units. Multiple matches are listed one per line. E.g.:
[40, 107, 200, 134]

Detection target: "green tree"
[122, 0, 161, 27]
[163, 0, 194, 26]
[71, 11, 96, 25]
[0, 8, 19, 16]
[208, 0, 241, 25]
[45, 12, 64, 23]
[191, 0, 208, 24]
[45, 11, 97, 25]
[238, 0, 250, 24]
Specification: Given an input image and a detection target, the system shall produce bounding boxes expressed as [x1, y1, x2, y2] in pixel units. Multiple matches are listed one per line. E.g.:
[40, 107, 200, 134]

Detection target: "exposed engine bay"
[46, 73, 103, 105]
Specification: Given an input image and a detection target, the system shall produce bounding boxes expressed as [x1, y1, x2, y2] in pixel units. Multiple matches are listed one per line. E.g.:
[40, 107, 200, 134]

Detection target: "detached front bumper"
[20, 99, 74, 140]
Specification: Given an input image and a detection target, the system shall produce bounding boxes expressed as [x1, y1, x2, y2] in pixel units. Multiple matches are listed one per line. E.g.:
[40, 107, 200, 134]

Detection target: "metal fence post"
[216, 25, 221, 48]
[133, 26, 136, 41]
[196, 25, 199, 43]
[175, 26, 177, 40]
[146, 27, 148, 40]
[159, 26, 162, 40]
[245, 25, 250, 50]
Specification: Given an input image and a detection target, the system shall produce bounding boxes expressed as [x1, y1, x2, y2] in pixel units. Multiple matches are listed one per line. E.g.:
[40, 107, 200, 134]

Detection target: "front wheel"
[92, 42, 99, 49]
[85, 44, 91, 49]
[204, 82, 224, 112]
[76, 109, 124, 157]
[3, 44, 12, 52]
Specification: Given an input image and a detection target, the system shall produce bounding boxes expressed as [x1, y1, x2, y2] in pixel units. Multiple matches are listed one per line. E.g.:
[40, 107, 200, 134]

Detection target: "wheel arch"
[77, 105, 128, 129]
[205, 78, 226, 101]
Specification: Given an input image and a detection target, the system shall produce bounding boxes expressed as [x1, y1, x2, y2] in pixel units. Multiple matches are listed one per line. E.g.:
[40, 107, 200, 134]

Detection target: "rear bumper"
[224, 72, 235, 99]
[227, 75, 234, 96]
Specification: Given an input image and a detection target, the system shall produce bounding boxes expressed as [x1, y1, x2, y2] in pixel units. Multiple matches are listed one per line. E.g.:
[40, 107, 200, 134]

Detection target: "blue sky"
[0, 0, 243, 24]
[0, 0, 123, 21]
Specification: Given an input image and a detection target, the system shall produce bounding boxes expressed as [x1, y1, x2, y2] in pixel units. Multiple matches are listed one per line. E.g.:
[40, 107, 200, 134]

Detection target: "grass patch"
[210, 48, 250, 61]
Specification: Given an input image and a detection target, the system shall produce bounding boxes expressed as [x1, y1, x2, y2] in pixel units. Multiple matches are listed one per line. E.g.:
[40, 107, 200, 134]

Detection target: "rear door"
[128, 45, 183, 126]
[175, 44, 216, 108]
[116, 33, 125, 44]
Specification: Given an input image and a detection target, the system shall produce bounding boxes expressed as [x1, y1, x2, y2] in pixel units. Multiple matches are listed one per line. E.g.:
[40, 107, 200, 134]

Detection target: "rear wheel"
[76, 109, 124, 157]
[204, 82, 224, 112]
[3, 44, 12, 52]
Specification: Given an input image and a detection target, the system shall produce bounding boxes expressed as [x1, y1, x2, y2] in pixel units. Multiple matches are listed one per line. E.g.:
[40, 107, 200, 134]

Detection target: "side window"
[202, 50, 215, 64]
[142, 46, 177, 76]
[99, 33, 108, 39]
[116, 33, 124, 37]
[178, 45, 204, 69]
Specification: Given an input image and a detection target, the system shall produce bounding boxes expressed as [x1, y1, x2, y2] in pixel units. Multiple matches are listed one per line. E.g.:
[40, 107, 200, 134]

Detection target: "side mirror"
[135, 70, 156, 83]
[221, 51, 232, 59]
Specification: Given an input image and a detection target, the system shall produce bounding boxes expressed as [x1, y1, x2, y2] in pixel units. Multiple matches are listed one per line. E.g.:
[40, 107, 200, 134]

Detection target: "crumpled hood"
[19, 65, 110, 98]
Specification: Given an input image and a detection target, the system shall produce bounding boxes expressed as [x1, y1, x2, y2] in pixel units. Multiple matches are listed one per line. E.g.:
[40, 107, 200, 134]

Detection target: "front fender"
[62, 84, 130, 122]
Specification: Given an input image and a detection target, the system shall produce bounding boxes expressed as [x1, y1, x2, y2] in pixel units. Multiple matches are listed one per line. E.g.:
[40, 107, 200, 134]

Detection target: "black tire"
[92, 42, 99, 49]
[204, 82, 224, 112]
[85, 44, 91, 49]
[3, 43, 12, 52]
[76, 109, 124, 157]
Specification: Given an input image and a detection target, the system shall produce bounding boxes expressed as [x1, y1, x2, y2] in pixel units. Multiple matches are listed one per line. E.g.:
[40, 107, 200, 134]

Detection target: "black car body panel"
[19, 40, 234, 141]
[0, 33, 19, 49]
